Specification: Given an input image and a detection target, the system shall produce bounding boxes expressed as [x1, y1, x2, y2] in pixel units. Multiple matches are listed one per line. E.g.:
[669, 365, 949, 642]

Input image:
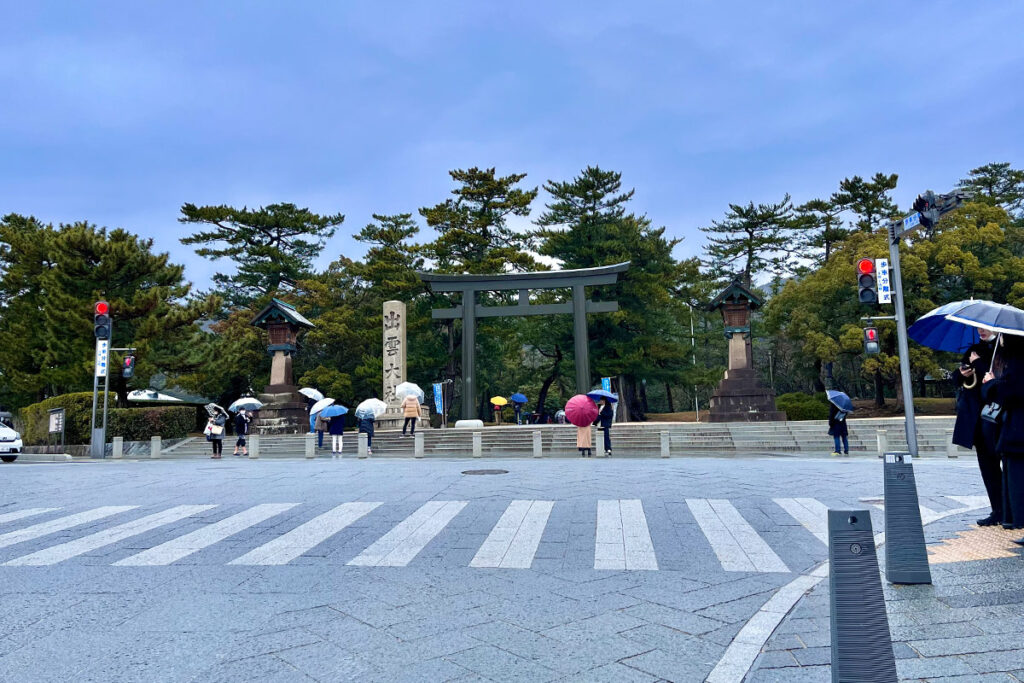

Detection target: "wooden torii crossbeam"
[419, 262, 628, 419]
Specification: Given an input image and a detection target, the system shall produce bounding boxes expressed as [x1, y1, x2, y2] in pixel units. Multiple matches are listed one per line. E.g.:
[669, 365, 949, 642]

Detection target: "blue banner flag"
[601, 377, 612, 392]
[433, 383, 444, 413]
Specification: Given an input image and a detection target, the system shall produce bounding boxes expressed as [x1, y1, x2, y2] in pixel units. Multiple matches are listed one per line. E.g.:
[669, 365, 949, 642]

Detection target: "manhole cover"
[461, 469, 508, 475]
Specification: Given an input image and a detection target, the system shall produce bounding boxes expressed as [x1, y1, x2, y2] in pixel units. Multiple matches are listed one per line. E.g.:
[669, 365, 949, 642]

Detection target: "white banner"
[95, 339, 109, 378]
[876, 258, 892, 304]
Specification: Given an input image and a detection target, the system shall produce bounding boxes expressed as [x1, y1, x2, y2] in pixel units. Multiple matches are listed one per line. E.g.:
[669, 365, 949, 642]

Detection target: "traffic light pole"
[886, 223, 919, 456]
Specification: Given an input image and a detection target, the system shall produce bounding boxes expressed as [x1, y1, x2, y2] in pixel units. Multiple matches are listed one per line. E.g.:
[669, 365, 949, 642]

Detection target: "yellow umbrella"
[490, 396, 509, 406]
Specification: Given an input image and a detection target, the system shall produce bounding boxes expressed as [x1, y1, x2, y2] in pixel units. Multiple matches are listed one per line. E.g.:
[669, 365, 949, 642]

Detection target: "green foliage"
[831, 173, 900, 233]
[179, 202, 344, 306]
[18, 392, 105, 445]
[107, 406, 196, 441]
[957, 162, 1024, 217]
[775, 392, 829, 421]
[700, 195, 795, 287]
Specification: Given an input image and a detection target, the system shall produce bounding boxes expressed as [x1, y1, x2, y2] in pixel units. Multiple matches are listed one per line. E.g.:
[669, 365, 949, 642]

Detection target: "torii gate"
[419, 262, 628, 419]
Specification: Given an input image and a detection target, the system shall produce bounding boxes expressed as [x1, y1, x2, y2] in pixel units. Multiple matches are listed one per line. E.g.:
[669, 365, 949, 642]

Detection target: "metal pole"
[461, 289, 476, 421]
[689, 303, 699, 421]
[888, 224, 919, 456]
[572, 284, 590, 394]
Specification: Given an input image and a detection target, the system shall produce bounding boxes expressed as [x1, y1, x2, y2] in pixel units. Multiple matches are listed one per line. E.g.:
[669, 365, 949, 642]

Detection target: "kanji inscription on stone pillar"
[382, 300, 407, 406]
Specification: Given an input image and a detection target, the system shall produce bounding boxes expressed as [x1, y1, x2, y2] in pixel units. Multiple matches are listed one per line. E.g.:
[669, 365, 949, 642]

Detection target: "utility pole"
[90, 301, 111, 459]
[882, 190, 970, 457]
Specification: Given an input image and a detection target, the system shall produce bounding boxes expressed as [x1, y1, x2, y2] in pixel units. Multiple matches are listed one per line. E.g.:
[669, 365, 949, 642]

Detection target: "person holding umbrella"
[510, 393, 528, 425]
[953, 328, 1001, 525]
[205, 408, 227, 459]
[566, 395, 598, 457]
[355, 399, 387, 456]
[328, 413, 345, 457]
[982, 333, 1024, 537]
[587, 390, 617, 457]
[401, 392, 421, 437]
[232, 409, 250, 457]
[825, 390, 853, 456]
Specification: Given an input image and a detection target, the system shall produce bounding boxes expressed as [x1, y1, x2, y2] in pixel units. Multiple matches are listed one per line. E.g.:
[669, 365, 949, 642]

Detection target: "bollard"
[305, 432, 316, 459]
[883, 452, 932, 584]
[945, 428, 957, 458]
[248, 434, 260, 459]
[414, 432, 424, 458]
[660, 431, 670, 458]
[150, 436, 161, 459]
[112, 437, 123, 460]
[876, 429, 888, 457]
[472, 431, 482, 458]
[828, 509, 897, 683]
[532, 430, 542, 458]
[358, 432, 368, 459]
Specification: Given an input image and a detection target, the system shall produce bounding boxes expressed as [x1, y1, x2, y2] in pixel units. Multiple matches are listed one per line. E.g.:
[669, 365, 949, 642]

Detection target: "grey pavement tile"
[762, 633, 805, 651]
[895, 655, 977, 679]
[911, 635, 1024, 658]
[619, 601, 724, 635]
[753, 650, 800, 668]
[893, 642, 919, 659]
[444, 644, 560, 683]
[960, 649, 1024, 672]
[555, 662, 660, 682]
[922, 675, 1021, 682]
[541, 611, 648, 641]
[891, 622, 985, 641]
[274, 640, 384, 682]
[222, 627, 324, 660]
[619, 647, 717, 682]
[791, 646, 831, 666]
[192, 654, 317, 683]
[746, 664, 832, 682]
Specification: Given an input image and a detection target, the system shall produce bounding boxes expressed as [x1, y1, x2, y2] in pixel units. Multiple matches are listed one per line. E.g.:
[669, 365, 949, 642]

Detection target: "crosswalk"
[0, 496, 968, 573]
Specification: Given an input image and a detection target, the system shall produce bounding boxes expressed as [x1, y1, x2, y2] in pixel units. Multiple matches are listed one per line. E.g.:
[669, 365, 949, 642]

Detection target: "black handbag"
[980, 402, 1003, 424]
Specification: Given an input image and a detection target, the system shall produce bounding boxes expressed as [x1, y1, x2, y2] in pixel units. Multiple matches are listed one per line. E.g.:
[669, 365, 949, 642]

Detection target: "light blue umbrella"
[587, 390, 618, 403]
[946, 300, 1024, 337]
[319, 404, 348, 418]
[826, 390, 854, 413]
[908, 300, 982, 353]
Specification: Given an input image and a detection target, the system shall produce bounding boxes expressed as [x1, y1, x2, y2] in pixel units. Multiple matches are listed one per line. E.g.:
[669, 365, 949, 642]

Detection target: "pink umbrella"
[565, 394, 598, 427]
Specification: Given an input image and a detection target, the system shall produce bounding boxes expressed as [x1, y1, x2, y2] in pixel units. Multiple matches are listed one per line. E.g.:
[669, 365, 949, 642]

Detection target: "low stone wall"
[24, 438, 187, 458]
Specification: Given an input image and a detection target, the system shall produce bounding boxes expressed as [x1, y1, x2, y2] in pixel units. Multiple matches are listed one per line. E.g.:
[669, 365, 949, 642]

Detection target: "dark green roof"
[707, 280, 765, 311]
[251, 298, 315, 329]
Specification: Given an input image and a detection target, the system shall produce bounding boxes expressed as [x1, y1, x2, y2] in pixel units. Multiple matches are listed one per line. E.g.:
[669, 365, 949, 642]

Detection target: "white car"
[0, 424, 22, 462]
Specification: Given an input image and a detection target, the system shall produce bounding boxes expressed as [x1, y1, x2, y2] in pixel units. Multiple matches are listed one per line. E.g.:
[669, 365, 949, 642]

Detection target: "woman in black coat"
[827, 402, 849, 456]
[982, 333, 1024, 538]
[232, 409, 250, 457]
[952, 330, 1000, 525]
[594, 399, 614, 457]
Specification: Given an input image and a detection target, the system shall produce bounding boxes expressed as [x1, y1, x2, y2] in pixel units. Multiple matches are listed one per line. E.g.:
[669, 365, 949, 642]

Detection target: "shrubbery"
[18, 392, 197, 444]
[775, 392, 830, 421]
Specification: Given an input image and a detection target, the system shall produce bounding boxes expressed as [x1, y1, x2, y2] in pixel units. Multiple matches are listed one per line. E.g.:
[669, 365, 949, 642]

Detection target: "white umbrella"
[310, 397, 335, 414]
[355, 398, 388, 419]
[394, 382, 424, 402]
[229, 397, 264, 412]
[128, 390, 183, 403]
[298, 387, 324, 401]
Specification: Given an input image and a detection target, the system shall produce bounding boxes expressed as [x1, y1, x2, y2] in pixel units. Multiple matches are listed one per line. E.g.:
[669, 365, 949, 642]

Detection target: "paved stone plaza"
[1, 456, 1021, 682]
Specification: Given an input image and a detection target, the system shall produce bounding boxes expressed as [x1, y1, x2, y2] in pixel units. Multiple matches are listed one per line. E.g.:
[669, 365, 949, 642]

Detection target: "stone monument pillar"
[250, 298, 315, 433]
[382, 300, 406, 406]
[706, 281, 786, 422]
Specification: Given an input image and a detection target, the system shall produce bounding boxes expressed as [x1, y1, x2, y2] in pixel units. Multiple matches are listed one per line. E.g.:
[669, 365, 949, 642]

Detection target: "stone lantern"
[706, 280, 786, 422]
[250, 298, 315, 433]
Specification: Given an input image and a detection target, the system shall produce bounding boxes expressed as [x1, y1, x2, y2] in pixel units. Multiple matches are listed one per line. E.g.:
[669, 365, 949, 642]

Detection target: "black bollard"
[883, 452, 932, 585]
[829, 509, 897, 683]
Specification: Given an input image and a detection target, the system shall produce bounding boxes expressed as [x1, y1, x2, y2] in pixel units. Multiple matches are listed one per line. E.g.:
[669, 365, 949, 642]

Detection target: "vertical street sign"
[95, 339, 109, 378]
[601, 377, 612, 392]
[876, 258, 892, 304]
[433, 382, 443, 414]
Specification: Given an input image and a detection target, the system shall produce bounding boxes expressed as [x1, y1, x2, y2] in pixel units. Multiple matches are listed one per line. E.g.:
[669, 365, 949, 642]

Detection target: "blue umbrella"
[946, 300, 1024, 337]
[908, 300, 982, 353]
[510, 393, 528, 404]
[826, 390, 854, 413]
[587, 390, 618, 403]
[319, 404, 348, 418]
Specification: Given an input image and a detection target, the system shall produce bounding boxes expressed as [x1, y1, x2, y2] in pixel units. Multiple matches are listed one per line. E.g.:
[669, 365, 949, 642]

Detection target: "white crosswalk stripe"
[774, 498, 829, 544]
[687, 499, 789, 573]
[348, 501, 466, 567]
[4, 505, 216, 566]
[595, 499, 658, 571]
[0, 506, 137, 551]
[471, 500, 553, 569]
[0, 508, 60, 526]
[230, 502, 382, 565]
[115, 504, 298, 566]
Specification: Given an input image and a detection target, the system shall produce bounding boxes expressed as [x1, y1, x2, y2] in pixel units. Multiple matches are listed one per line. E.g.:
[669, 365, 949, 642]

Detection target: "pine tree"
[957, 162, 1024, 217]
[831, 173, 900, 232]
[792, 198, 848, 268]
[700, 195, 795, 287]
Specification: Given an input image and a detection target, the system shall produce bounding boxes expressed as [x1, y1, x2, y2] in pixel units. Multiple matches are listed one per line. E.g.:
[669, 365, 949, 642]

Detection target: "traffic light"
[857, 259, 877, 304]
[94, 301, 110, 339]
[863, 327, 880, 355]
[912, 191, 940, 231]
[122, 356, 135, 379]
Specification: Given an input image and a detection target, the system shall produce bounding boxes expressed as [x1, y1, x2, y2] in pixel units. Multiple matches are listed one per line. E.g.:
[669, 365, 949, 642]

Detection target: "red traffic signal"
[122, 355, 135, 379]
[863, 327, 880, 354]
[95, 301, 109, 315]
[857, 258, 875, 275]
[94, 301, 111, 339]
[857, 259, 878, 304]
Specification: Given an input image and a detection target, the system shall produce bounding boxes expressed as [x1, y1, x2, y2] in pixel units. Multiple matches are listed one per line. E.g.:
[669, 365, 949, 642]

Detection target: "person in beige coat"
[401, 394, 420, 436]
[577, 424, 593, 457]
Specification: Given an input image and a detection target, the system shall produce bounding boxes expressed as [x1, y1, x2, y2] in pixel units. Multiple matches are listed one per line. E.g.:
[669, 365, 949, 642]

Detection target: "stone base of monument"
[377, 406, 431, 431]
[255, 388, 309, 435]
[708, 368, 787, 422]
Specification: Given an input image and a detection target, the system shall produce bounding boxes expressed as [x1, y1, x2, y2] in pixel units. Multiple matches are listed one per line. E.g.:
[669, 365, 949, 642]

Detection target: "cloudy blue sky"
[2, 1, 1022, 288]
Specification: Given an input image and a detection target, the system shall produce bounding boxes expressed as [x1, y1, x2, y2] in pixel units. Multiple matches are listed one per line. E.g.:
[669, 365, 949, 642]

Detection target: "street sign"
[95, 339, 109, 378]
[601, 377, 612, 392]
[902, 213, 920, 230]
[433, 382, 443, 414]
[875, 258, 892, 304]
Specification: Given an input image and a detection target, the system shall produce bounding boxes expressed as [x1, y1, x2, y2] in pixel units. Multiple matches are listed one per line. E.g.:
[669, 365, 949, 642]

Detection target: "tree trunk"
[621, 376, 646, 422]
[535, 346, 562, 421]
[874, 370, 885, 407]
[665, 383, 675, 413]
[813, 359, 826, 393]
[640, 381, 650, 414]
[616, 375, 631, 422]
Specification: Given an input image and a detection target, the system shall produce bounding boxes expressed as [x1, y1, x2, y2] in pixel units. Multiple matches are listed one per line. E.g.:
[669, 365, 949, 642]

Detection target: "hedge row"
[775, 392, 830, 421]
[18, 392, 198, 445]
